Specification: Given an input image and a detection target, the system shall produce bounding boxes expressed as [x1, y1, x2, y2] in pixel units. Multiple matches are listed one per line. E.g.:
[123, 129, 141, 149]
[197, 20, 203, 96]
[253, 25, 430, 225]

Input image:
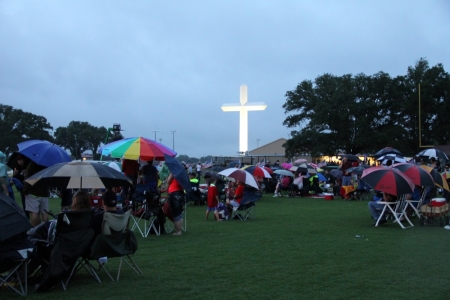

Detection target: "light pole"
[257, 139, 261, 148]
[159, 138, 163, 144]
[170, 130, 176, 150]
[150, 130, 159, 141]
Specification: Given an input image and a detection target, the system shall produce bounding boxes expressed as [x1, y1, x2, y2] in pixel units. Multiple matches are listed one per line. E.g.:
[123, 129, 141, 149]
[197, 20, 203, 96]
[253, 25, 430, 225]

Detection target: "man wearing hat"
[92, 190, 124, 235]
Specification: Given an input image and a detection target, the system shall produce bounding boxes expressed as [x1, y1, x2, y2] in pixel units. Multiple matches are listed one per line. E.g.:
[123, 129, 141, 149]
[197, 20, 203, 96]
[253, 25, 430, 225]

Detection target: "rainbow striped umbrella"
[98, 137, 176, 161]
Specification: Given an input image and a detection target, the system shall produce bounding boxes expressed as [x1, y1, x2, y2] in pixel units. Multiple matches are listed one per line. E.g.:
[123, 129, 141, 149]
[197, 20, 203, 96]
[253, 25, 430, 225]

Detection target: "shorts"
[230, 200, 240, 207]
[25, 195, 49, 213]
[206, 206, 218, 211]
[169, 191, 185, 221]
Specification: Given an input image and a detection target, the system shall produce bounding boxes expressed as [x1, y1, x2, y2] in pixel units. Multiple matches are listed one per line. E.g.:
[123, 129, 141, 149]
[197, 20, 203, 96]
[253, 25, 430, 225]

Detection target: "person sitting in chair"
[92, 190, 124, 236]
[368, 192, 397, 226]
[273, 175, 291, 197]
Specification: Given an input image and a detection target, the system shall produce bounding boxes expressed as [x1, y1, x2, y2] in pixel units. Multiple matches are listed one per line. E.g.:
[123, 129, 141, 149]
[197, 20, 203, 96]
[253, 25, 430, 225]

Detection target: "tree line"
[0, 105, 123, 160]
[282, 58, 450, 158]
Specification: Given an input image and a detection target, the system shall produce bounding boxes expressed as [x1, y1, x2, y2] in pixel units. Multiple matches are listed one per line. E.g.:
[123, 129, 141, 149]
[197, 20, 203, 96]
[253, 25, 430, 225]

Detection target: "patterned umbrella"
[415, 148, 449, 161]
[419, 165, 450, 191]
[241, 165, 271, 178]
[98, 137, 176, 161]
[361, 167, 414, 196]
[377, 154, 407, 165]
[392, 163, 435, 187]
[218, 168, 259, 189]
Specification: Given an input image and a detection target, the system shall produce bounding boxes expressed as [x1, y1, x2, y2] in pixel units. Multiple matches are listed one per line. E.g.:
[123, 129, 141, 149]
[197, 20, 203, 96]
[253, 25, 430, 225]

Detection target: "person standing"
[340, 157, 353, 187]
[205, 178, 220, 221]
[23, 161, 49, 227]
[122, 159, 139, 199]
[167, 172, 186, 235]
[196, 162, 202, 180]
[13, 155, 30, 218]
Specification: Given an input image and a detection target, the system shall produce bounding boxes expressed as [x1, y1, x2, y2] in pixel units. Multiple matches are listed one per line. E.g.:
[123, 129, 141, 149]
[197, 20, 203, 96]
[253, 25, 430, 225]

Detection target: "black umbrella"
[329, 169, 343, 179]
[212, 166, 226, 172]
[373, 147, 403, 158]
[0, 193, 31, 242]
[25, 161, 133, 190]
[228, 160, 240, 168]
[346, 166, 367, 175]
[164, 154, 191, 191]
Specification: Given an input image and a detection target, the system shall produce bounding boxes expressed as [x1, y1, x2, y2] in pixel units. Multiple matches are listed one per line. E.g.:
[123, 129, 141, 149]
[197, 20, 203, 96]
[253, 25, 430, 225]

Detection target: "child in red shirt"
[206, 178, 221, 221]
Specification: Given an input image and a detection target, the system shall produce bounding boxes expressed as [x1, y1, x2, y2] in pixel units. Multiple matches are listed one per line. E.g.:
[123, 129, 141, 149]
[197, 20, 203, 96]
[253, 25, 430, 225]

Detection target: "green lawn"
[7, 192, 450, 299]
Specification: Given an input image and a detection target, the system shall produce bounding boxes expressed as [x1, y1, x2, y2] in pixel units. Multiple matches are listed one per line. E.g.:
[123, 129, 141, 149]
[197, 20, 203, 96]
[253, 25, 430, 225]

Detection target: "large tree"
[54, 121, 107, 160]
[0, 104, 54, 155]
[282, 59, 450, 158]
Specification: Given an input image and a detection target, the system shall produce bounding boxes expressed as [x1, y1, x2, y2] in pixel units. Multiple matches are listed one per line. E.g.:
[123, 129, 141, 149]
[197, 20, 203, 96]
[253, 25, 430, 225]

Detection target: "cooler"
[431, 198, 446, 207]
[324, 193, 334, 200]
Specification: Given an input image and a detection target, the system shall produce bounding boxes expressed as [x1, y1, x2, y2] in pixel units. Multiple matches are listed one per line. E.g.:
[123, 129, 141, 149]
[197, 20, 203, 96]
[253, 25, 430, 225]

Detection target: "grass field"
[7, 192, 450, 299]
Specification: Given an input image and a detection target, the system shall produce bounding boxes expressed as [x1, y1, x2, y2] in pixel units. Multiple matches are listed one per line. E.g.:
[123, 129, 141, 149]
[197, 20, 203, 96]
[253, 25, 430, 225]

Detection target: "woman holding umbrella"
[167, 172, 186, 236]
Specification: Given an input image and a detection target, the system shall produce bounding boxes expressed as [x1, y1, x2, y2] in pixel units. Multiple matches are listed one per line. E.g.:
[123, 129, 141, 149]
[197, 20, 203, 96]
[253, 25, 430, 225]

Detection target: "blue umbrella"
[164, 154, 191, 191]
[16, 140, 71, 167]
[316, 173, 327, 182]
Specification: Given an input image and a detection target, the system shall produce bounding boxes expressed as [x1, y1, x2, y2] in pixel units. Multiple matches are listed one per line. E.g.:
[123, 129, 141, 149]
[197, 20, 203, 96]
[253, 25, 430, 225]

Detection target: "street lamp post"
[170, 130, 176, 150]
[150, 130, 159, 141]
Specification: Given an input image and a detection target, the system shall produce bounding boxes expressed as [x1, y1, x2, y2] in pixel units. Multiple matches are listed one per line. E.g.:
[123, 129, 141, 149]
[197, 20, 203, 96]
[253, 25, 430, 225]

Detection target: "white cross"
[221, 85, 267, 153]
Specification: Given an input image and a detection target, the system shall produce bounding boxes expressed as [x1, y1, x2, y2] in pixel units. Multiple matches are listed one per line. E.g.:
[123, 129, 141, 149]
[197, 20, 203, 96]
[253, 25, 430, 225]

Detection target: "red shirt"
[207, 184, 218, 208]
[122, 159, 139, 176]
[234, 185, 244, 204]
[168, 178, 184, 193]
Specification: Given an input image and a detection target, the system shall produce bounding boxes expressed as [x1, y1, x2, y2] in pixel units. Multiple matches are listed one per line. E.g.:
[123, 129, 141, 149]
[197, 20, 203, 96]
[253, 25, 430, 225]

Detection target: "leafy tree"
[54, 121, 107, 160]
[282, 59, 450, 157]
[0, 104, 54, 155]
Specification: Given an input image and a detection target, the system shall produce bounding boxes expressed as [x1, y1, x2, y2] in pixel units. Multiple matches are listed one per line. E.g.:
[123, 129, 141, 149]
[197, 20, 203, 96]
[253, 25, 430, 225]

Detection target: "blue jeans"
[342, 175, 352, 186]
[368, 201, 385, 221]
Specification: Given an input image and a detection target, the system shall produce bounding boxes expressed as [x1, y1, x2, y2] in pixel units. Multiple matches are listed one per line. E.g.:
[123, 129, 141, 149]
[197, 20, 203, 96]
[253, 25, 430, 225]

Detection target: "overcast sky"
[1, 1, 449, 158]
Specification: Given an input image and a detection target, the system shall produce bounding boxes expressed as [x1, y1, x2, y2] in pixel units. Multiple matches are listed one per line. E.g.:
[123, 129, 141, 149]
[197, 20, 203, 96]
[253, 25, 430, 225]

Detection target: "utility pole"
[150, 130, 159, 141]
[170, 130, 176, 150]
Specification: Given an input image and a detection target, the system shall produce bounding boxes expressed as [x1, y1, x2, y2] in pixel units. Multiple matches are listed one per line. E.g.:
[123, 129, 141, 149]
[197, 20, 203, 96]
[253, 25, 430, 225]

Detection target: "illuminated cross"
[221, 85, 267, 153]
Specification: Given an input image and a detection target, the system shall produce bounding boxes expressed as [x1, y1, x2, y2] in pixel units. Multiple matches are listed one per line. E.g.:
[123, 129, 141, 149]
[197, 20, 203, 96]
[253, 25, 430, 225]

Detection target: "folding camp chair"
[164, 201, 187, 233]
[400, 189, 427, 221]
[78, 210, 142, 282]
[230, 187, 261, 221]
[374, 195, 414, 229]
[129, 185, 162, 237]
[0, 234, 33, 297]
[34, 210, 95, 292]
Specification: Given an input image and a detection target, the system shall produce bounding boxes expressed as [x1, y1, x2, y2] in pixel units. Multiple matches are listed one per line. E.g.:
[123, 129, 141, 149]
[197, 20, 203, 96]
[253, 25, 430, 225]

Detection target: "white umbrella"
[416, 148, 449, 161]
[274, 169, 294, 177]
[218, 168, 259, 189]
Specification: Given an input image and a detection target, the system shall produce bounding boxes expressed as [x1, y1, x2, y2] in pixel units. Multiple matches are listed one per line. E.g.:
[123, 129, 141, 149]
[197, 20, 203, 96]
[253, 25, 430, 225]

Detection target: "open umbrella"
[329, 169, 343, 179]
[442, 171, 450, 179]
[377, 154, 407, 165]
[101, 161, 122, 172]
[263, 166, 274, 174]
[25, 161, 132, 190]
[415, 148, 449, 161]
[0, 193, 32, 242]
[346, 166, 367, 175]
[8, 140, 71, 168]
[98, 137, 176, 161]
[361, 167, 414, 196]
[273, 169, 294, 177]
[281, 162, 292, 170]
[212, 166, 226, 172]
[294, 158, 307, 164]
[218, 168, 259, 189]
[163, 154, 191, 191]
[419, 165, 450, 192]
[392, 163, 435, 187]
[241, 165, 271, 178]
[227, 160, 240, 168]
[374, 147, 403, 158]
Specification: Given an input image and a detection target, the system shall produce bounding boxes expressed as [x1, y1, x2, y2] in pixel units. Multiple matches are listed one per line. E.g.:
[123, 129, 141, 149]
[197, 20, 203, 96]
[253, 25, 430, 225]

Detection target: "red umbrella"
[263, 166, 274, 174]
[392, 163, 435, 187]
[241, 165, 271, 178]
[218, 168, 259, 189]
[419, 165, 450, 192]
[361, 167, 414, 196]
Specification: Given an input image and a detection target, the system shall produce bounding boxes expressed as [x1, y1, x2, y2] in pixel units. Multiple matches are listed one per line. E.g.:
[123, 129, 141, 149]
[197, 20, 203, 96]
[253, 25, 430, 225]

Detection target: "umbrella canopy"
[241, 165, 271, 178]
[203, 171, 222, 180]
[227, 160, 240, 168]
[0, 193, 32, 242]
[9, 140, 71, 168]
[339, 154, 359, 161]
[392, 163, 435, 187]
[329, 169, 343, 179]
[294, 158, 307, 164]
[419, 165, 450, 191]
[346, 166, 368, 175]
[218, 168, 260, 189]
[377, 154, 407, 165]
[163, 154, 191, 191]
[415, 148, 449, 161]
[361, 167, 415, 196]
[263, 166, 274, 174]
[212, 166, 226, 172]
[98, 137, 176, 161]
[273, 169, 294, 177]
[101, 161, 122, 172]
[316, 173, 327, 182]
[374, 147, 403, 158]
[291, 163, 315, 174]
[281, 162, 292, 170]
[442, 171, 450, 179]
[25, 161, 132, 190]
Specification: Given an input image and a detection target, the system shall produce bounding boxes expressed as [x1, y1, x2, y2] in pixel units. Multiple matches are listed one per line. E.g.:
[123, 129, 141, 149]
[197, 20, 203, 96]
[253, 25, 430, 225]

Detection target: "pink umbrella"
[294, 159, 307, 164]
[281, 162, 292, 170]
